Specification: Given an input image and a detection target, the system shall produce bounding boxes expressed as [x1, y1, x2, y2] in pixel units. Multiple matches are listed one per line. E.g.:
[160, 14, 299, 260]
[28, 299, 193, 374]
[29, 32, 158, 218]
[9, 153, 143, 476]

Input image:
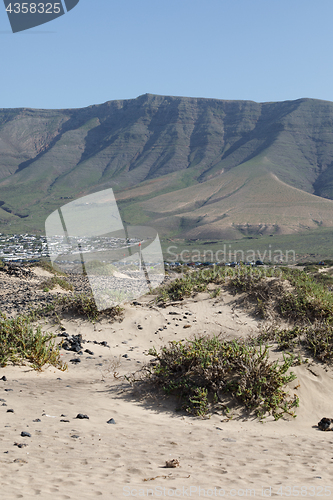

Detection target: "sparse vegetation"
[0, 313, 67, 371]
[31, 259, 65, 275]
[158, 265, 333, 324]
[56, 293, 124, 322]
[138, 263, 333, 420]
[256, 322, 333, 363]
[24, 292, 124, 324]
[84, 260, 117, 276]
[145, 336, 298, 420]
[40, 276, 74, 292]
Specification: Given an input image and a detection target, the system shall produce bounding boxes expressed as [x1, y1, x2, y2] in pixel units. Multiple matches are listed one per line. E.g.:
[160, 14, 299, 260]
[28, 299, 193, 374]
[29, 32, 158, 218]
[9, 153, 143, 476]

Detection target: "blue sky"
[1, 0, 333, 109]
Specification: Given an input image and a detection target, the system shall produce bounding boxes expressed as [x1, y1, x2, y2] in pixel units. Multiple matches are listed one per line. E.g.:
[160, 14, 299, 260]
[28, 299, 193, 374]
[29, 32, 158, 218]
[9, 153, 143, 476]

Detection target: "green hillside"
[1, 94, 333, 243]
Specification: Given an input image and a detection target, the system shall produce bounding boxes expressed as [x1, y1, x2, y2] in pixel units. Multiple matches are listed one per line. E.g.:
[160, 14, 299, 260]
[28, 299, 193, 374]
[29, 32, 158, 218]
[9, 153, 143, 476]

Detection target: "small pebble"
[14, 442, 27, 448]
[6, 409, 14, 413]
[20, 432, 31, 438]
[107, 418, 116, 424]
[70, 358, 81, 363]
[75, 413, 89, 419]
[1, 376, 7, 381]
[33, 419, 41, 423]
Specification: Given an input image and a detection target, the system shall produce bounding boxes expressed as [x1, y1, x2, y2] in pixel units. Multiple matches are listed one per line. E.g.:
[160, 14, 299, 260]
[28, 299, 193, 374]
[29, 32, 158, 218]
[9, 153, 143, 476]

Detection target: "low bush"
[0, 313, 67, 371]
[277, 268, 333, 322]
[257, 322, 333, 363]
[56, 293, 124, 321]
[146, 336, 298, 420]
[157, 265, 333, 323]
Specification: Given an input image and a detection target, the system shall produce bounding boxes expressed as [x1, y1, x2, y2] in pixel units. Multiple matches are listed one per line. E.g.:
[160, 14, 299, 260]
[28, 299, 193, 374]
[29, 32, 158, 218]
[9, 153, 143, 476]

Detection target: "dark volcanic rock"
[318, 417, 333, 431]
[14, 442, 27, 448]
[20, 431, 31, 438]
[61, 334, 84, 352]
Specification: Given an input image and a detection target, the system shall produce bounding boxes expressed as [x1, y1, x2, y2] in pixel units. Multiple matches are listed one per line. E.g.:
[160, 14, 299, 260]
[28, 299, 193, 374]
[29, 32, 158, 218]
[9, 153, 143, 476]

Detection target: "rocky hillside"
[1, 94, 333, 238]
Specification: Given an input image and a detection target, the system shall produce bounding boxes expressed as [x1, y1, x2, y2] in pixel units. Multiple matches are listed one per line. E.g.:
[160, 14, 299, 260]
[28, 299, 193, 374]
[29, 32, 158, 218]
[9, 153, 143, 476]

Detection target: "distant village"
[0, 234, 48, 262]
[0, 233, 141, 263]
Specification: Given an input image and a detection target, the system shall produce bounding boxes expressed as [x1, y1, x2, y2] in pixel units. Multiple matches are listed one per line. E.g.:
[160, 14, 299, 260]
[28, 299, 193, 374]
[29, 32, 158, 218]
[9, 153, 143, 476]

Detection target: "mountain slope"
[0, 94, 333, 236]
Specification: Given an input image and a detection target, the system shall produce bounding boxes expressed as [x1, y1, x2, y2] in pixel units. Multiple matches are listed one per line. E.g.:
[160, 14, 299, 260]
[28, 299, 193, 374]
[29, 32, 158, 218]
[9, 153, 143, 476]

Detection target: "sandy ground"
[1, 286, 333, 499]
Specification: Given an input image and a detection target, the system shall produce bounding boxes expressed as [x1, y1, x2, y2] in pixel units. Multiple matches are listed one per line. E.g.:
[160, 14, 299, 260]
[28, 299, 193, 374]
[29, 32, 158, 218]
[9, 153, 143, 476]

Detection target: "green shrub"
[277, 269, 333, 322]
[57, 293, 124, 321]
[305, 322, 333, 361]
[255, 322, 333, 363]
[156, 265, 333, 324]
[0, 313, 67, 371]
[146, 336, 298, 420]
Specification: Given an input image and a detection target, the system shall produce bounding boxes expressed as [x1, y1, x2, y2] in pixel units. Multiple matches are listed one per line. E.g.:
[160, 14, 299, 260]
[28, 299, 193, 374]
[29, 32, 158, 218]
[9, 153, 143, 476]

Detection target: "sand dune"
[0, 282, 333, 499]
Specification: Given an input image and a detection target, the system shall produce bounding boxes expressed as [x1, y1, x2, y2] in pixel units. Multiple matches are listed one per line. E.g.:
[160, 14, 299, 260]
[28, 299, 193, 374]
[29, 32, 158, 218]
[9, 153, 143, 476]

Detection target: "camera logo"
[45, 189, 165, 311]
[3, 0, 79, 33]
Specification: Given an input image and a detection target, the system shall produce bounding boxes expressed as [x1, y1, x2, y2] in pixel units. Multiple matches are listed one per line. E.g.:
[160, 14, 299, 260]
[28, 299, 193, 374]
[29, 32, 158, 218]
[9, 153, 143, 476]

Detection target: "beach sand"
[0, 278, 333, 499]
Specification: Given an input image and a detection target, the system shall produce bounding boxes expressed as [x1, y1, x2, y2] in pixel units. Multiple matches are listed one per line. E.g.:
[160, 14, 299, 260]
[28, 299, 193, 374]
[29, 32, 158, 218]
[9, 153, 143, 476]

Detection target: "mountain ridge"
[0, 94, 333, 237]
